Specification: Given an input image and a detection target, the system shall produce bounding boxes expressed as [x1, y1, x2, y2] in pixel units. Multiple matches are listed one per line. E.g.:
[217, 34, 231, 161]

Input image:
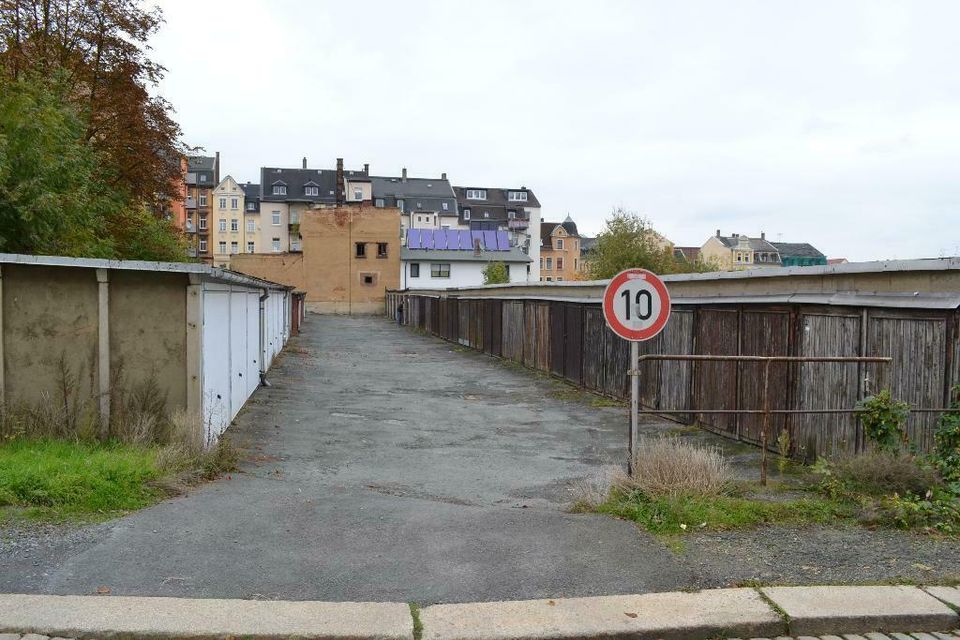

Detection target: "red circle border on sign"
[602, 268, 671, 342]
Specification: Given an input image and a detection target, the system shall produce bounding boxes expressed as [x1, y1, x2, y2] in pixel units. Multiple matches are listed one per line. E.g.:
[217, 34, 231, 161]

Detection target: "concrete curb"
[1, 586, 959, 640]
[419, 588, 785, 640]
[760, 586, 959, 637]
[0, 594, 413, 640]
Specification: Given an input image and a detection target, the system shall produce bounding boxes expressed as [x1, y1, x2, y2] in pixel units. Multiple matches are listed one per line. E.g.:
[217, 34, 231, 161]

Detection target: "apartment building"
[700, 230, 782, 270]
[241, 182, 261, 255]
[453, 185, 541, 280]
[258, 157, 368, 254]
[371, 169, 458, 233]
[211, 176, 245, 267]
[184, 153, 220, 263]
[539, 216, 581, 281]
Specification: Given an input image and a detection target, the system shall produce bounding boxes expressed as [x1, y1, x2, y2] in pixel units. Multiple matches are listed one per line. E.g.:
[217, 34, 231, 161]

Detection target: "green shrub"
[933, 385, 960, 485]
[856, 390, 910, 453]
[881, 489, 960, 534]
[814, 451, 941, 498]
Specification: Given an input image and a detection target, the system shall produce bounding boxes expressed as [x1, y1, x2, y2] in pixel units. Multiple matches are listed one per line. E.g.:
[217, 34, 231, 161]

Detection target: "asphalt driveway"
[2, 315, 958, 603]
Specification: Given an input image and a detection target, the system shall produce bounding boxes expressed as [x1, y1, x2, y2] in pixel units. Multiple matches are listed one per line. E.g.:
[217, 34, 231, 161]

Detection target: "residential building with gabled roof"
[539, 215, 581, 281]
[211, 175, 245, 267]
[371, 168, 458, 233]
[453, 185, 542, 280]
[183, 152, 220, 263]
[700, 230, 782, 270]
[258, 157, 368, 254]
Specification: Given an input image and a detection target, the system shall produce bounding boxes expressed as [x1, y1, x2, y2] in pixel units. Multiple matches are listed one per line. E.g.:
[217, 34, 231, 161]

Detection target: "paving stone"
[21, 635, 49, 640]
[890, 634, 917, 640]
[910, 634, 940, 640]
[926, 588, 960, 610]
[0, 635, 20, 640]
[421, 588, 785, 640]
[762, 586, 959, 636]
[933, 634, 960, 640]
[796, 636, 821, 640]
[820, 635, 845, 640]
[844, 635, 869, 640]
[0, 594, 412, 640]
[865, 633, 893, 640]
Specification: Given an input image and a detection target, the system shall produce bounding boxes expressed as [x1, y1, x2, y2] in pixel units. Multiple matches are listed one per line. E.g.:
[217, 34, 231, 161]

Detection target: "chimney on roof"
[364, 163, 369, 174]
[441, 172, 447, 180]
[401, 167, 407, 183]
[214, 151, 220, 183]
[336, 158, 344, 206]
[761, 231, 766, 240]
[474, 238, 482, 256]
[302, 157, 307, 169]
[716, 229, 721, 238]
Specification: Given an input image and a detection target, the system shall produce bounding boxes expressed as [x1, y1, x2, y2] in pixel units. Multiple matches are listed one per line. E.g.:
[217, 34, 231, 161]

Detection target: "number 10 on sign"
[601, 269, 672, 473]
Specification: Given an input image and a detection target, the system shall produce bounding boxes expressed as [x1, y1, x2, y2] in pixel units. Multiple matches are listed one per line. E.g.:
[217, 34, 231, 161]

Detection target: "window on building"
[231, 198, 238, 209]
[483, 211, 489, 218]
[219, 219, 227, 232]
[199, 175, 208, 183]
[272, 211, 281, 225]
[508, 191, 528, 202]
[377, 243, 388, 258]
[557, 257, 564, 270]
[505, 265, 510, 279]
[198, 217, 207, 230]
[247, 219, 255, 233]
[508, 210, 516, 219]
[546, 257, 553, 270]
[199, 194, 207, 206]
[219, 197, 227, 209]
[556, 238, 564, 250]
[431, 263, 450, 278]
[355, 242, 366, 258]
[574, 258, 578, 270]
[397, 199, 405, 212]
[272, 238, 280, 252]
[199, 238, 207, 252]
[247, 202, 256, 211]
[556, 277, 563, 281]
[410, 263, 420, 278]
[362, 274, 375, 285]
[354, 188, 363, 200]
[230, 241, 238, 254]
[463, 209, 471, 220]
[442, 202, 449, 211]
[540, 257, 544, 269]
[466, 189, 486, 200]
[230, 219, 238, 232]
[417, 216, 421, 223]
[218, 241, 227, 254]
[736, 253, 742, 263]
[545, 276, 552, 282]
[273, 184, 287, 195]
[304, 186, 318, 196]
[375, 198, 384, 207]
[247, 241, 255, 253]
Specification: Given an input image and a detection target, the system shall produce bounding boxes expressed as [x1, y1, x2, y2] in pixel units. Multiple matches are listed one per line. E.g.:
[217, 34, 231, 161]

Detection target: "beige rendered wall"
[700, 236, 732, 270]
[108, 270, 189, 413]
[229, 253, 307, 292]
[1, 264, 100, 408]
[211, 177, 245, 267]
[540, 227, 582, 281]
[260, 201, 290, 252]
[301, 205, 401, 313]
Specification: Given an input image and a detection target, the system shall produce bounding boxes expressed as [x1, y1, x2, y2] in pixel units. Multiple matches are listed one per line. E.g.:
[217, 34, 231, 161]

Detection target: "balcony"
[508, 219, 529, 230]
[290, 239, 302, 252]
[185, 197, 197, 210]
[185, 220, 196, 233]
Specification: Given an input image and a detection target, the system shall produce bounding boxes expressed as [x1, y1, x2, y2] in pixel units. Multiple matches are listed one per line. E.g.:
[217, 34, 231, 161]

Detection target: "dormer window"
[508, 191, 528, 202]
[304, 186, 319, 196]
[442, 202, 449, 211]
[272, 182, 287, 195]
[463, 209, 471, 220]
[466, 189, 486, 200]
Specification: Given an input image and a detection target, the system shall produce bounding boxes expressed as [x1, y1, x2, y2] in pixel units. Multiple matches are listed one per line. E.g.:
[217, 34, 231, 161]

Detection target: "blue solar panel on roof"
[433, 228, 447, 250]
[406, 229, 421, 249]
[422, 229, 434, 249]
[496, 231, 510, 251]
[482, 230, 497, 251]
[446, 229, 460, 250]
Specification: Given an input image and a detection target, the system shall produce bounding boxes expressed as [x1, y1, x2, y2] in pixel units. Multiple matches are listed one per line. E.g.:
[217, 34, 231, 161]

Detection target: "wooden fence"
[387, 292, 960, 459]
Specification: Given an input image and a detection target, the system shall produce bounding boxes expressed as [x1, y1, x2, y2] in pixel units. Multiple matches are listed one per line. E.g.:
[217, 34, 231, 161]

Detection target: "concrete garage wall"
[1, 264, 100, 409]
[109, 270, 189, 414]
[0, 255, 292, 444]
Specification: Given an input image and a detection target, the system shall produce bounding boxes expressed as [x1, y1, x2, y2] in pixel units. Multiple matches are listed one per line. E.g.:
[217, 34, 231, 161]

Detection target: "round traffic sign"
[602, 268, 671, 341]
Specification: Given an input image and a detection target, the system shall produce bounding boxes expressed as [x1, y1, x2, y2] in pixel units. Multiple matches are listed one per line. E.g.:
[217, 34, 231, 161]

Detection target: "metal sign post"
[602, 269, 671, 474]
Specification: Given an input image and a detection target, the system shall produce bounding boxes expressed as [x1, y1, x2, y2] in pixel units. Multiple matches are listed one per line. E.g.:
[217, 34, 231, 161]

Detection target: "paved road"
[2, 315, 710, 603]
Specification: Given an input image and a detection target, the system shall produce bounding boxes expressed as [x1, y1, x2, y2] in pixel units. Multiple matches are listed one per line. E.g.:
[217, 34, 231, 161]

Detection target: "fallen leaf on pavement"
[625, 612, 638, 618]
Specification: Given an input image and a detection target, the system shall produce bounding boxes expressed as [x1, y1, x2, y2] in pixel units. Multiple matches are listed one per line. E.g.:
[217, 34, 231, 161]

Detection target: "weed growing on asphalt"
[408, 603, 423, 640]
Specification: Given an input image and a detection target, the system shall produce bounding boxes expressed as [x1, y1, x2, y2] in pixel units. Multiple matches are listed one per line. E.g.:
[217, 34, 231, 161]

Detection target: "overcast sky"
[152, 0, 960, 261]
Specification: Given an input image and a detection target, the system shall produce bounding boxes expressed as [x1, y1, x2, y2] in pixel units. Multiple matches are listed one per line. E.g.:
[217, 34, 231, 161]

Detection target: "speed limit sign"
[602, 268, 671, 342]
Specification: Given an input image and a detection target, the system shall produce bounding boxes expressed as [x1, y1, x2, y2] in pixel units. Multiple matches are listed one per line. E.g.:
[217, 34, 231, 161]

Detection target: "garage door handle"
[238, 372, 243, 377]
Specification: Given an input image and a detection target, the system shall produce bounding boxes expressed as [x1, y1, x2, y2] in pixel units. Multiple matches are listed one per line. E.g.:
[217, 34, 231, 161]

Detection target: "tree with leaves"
[482, 261, 510, 285]
[0, 68, 186, 259]
[0, 0, 183, 208]
[587, 208, 717, 279]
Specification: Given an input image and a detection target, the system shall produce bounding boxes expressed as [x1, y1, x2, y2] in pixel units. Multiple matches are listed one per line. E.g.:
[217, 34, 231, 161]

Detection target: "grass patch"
[596, 487, 849, 535]
[0, 436, 239, 521]
[409, 603, 423, 640]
